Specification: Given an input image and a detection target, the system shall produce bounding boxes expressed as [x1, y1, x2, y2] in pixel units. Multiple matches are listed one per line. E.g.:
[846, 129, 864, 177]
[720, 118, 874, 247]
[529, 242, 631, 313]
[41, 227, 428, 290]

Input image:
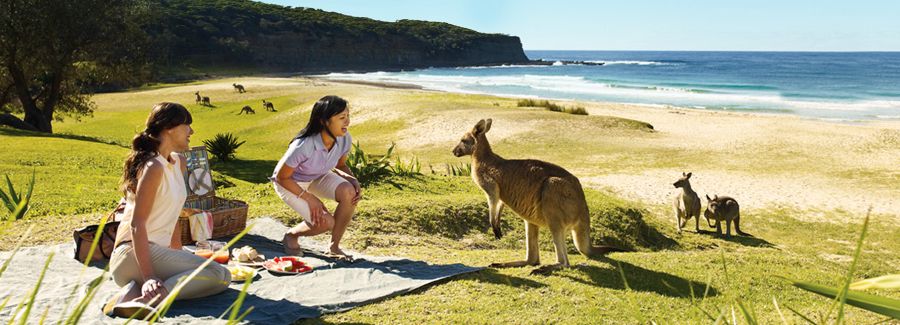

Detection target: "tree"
[0, 0, 149, 133]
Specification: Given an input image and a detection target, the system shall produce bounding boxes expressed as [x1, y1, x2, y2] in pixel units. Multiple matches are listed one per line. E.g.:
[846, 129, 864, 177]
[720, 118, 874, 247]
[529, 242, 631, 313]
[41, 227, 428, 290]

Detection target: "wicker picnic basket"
[178, 146, 248, 244]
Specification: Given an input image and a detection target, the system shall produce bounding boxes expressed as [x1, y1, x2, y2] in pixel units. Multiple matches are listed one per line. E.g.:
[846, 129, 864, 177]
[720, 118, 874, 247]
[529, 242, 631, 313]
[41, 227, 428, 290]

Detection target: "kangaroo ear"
[682, 172, 686, 176]
[473, 119, 487, 136]
[706, 194, 711, 201]
[686, 172, 692, 178]
[713, 194, 718, 200]
[484, 118, 492, 133]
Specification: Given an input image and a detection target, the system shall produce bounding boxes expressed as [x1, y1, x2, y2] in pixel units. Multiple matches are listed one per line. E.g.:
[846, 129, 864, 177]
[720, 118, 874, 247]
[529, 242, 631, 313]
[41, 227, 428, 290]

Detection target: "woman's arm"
[131, 161, 168, 297]
[169, 154, 188, 249]
[276, 164, 328, 225]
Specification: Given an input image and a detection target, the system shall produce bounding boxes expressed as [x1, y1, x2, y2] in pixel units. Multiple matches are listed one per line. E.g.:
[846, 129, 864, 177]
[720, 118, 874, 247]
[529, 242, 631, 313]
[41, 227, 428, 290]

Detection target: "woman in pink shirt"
[272, 95, 361, 259]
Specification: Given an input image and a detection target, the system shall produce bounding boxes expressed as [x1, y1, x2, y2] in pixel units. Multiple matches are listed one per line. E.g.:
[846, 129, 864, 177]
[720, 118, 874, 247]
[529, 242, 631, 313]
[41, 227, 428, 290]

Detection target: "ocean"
[322, 51, 900, 121]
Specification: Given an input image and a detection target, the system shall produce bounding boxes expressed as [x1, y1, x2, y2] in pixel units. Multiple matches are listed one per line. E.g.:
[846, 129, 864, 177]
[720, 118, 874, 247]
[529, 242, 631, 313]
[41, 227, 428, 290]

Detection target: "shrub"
[347, 142, 397, 187]
[0, 170, 35, 221]
[204, 133, 246, 162]
[517, 99, 588, 115]
[446, 162, 471, 176]
[391, 156, 422, 178]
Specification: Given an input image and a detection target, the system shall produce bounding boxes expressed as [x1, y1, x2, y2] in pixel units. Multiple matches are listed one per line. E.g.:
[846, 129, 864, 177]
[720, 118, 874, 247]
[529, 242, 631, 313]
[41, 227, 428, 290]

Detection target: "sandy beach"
[320, 78, 900, 221]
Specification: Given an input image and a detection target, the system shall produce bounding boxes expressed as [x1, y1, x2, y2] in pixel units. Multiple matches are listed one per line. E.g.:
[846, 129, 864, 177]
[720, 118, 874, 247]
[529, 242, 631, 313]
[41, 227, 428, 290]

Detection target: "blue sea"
[323, 51, 900, 121]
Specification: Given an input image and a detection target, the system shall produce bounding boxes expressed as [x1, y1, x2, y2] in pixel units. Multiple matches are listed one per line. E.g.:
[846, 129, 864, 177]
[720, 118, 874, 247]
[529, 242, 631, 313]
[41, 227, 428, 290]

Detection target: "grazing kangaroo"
[238, 105, 255, 115]
[262, 100, 276, 112]
[453, 119, 623, 275]
[194, 91, 211, 106]
[704, 195, 749, 237]
[673, 172, 702, 233]
[233, 83, 246, 93]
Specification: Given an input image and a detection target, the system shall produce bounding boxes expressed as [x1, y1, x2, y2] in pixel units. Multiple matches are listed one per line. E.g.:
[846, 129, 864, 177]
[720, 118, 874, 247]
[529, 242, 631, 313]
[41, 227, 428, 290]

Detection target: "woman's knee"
[334, 183, 355, 203]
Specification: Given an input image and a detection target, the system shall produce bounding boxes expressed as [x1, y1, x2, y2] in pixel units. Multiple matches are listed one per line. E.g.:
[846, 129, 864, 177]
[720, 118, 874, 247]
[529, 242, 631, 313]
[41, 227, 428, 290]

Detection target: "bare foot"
[282, 233, 302, 255]
[328, 247, 354, 262]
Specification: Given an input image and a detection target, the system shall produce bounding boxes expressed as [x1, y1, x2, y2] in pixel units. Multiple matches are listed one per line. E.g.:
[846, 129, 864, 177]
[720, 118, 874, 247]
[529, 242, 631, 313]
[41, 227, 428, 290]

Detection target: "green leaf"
[0, 186, 14, 213]
[850, 274, 900, 291]
[5, 174, 18, 203]
[790, 279, 900, 319]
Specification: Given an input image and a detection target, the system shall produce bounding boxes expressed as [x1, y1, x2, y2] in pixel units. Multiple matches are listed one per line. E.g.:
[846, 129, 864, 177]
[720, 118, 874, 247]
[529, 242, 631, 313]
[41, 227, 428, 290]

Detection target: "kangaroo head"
[673, 172, 692, 188]
[453, 118, 492, 157]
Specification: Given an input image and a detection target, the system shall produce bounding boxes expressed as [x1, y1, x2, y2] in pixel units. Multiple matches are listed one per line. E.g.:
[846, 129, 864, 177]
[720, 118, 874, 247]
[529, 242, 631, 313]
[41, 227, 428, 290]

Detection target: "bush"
[391, 157, 422, 178]
[517, 99, 588, 115]
[0, 170, 35, 221]
[204, 133, 246, 162]
[347, 142, 397, 187]
[446, 162, 471, 176]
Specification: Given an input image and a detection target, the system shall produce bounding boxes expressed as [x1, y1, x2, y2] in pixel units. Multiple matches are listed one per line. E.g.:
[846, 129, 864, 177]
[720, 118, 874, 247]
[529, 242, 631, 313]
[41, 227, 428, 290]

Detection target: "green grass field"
[1, 77, 897, 323]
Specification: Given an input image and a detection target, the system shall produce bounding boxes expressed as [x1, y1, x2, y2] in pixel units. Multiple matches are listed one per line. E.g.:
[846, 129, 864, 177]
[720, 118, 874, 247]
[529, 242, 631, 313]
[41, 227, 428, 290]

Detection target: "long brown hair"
[120, 102, 192, 195]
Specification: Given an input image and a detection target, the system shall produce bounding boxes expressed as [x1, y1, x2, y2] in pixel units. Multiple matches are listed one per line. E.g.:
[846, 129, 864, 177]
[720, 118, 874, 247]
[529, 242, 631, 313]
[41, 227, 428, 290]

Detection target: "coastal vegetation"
[1, 77, 897, 323]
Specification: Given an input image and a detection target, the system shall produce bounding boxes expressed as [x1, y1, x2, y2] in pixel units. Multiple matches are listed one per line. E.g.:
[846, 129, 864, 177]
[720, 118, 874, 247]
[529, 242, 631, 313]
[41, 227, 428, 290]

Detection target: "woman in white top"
[106, 103, 229, 318]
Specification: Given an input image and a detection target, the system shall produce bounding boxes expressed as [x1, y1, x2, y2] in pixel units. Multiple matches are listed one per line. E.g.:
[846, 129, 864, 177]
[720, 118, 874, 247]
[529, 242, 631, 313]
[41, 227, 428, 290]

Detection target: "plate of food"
[230, 245, 266, 268]
[263, 256, 313, 275]
[227, 265, 258, 283]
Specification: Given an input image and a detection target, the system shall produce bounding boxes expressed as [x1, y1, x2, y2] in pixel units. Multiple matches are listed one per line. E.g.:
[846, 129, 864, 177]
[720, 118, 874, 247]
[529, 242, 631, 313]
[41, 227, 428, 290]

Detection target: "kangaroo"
[238, 105, 255, 115]
[194, 91, 211, 106]
[704, 195, 749, 237]
[233, 83, 246, 93]
[262, 100, 276, 112]
[673, 172, 702, 233]
[453, 119, 623, 275]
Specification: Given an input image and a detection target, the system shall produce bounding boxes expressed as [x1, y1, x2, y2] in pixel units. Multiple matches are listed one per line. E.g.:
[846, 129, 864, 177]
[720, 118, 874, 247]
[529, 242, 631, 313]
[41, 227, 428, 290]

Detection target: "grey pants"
[109, 243, 231, 300]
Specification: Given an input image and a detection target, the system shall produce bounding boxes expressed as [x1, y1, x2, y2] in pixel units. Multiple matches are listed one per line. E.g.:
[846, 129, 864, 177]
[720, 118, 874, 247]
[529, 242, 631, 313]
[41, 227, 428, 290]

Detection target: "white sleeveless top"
[116, 153, 187, 246]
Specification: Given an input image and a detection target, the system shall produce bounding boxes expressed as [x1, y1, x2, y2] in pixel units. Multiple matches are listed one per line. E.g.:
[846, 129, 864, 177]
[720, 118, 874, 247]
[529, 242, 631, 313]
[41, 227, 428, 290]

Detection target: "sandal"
[282, 233, 303, 256]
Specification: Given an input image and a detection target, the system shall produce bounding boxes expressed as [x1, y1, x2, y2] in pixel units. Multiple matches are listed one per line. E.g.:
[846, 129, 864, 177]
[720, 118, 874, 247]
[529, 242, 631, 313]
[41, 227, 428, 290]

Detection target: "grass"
[1, 77, 898, 323]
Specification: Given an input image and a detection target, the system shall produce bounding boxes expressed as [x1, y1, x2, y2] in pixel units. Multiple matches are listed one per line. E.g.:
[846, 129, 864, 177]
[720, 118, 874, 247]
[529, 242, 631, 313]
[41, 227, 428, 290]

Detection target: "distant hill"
[145, 0, 529, 73]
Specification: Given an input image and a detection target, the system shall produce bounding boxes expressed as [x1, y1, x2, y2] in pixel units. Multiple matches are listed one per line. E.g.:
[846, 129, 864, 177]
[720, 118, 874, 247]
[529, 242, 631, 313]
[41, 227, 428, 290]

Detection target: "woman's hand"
[302, 193, 329, 226]
[349, 178, 362, 205]
[141, 276, 168, 304]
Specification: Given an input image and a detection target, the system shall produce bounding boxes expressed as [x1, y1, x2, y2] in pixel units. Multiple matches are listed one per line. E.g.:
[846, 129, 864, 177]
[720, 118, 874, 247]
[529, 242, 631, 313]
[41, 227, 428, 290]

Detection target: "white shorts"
[273, 172, 349, 223]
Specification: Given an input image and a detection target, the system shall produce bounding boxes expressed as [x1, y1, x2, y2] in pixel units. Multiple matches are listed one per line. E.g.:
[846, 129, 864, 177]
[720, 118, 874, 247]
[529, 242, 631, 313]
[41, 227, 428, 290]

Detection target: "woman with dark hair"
[105, 103, 230, 318]
[273, 95, 361, 259]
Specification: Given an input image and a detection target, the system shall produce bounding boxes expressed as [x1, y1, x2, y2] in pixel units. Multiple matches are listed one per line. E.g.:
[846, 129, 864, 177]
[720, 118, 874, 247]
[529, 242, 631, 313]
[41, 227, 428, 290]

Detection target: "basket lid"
[183, 146, 216, 199]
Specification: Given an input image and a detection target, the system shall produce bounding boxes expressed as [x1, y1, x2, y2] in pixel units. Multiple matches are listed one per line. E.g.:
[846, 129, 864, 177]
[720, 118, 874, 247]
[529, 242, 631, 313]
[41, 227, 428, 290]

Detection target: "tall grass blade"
[850, 275, 900, 291]
[17, 252, 54, 325]
[227, 276, 254, 323]
[772, 297, 788, 325]
[0, 225, 34, 279]
[790, 280, 900, 319]
[149, 223, 255, 322]
[735, 299, 758, 325]
[783, 303, 818, 324]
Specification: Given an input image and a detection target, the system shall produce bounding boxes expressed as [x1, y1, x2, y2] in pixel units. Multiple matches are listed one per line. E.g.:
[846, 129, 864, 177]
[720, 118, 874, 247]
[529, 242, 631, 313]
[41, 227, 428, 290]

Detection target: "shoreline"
[315, 76, 900, 218]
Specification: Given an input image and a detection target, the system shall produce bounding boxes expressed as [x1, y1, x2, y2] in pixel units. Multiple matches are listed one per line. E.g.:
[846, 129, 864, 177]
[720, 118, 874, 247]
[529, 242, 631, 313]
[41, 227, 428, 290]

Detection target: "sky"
[260, 0, 900, 51]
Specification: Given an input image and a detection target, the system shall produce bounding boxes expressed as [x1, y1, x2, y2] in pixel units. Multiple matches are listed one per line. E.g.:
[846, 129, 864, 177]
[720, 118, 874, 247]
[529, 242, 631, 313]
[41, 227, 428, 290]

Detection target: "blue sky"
[261, 0, 899, 51]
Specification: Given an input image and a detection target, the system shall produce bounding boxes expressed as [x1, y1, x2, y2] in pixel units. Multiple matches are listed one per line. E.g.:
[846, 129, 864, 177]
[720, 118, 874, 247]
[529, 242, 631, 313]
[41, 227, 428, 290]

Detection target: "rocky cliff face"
[151, 1, 529, 73]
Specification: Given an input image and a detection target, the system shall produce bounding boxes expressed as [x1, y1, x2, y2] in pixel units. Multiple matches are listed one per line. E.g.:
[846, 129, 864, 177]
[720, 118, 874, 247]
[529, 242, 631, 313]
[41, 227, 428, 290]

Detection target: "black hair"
[120, 102, 192, 195]
[293, 95, 348, 142]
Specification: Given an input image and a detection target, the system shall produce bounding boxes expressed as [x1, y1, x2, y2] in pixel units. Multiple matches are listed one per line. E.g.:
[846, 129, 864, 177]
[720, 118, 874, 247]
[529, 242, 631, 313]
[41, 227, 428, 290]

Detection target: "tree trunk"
[6, 61, 53, 133]
[0, 112, 38, 131]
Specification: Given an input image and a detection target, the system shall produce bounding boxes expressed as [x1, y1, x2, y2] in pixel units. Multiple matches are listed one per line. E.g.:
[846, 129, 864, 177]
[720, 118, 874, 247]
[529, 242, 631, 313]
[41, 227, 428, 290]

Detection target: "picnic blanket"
[0, 217, 482, 324]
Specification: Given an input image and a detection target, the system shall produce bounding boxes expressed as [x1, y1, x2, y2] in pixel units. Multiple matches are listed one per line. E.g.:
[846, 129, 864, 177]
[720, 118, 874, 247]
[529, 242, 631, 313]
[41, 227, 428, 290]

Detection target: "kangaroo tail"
[734, 214, 752, 237]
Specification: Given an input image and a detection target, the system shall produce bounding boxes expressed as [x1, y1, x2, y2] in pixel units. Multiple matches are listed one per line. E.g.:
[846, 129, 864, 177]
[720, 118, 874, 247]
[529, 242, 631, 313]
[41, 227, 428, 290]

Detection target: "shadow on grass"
[695, 229, 775, 248]
[559, 257, 720, 298]
[0, 127, 129, 148]
[212, 159, 277, 184]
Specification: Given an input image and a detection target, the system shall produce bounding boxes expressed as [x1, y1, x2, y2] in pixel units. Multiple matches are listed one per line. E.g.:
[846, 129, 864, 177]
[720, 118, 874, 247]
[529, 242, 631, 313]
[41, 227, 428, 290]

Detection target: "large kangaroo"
[704, 194, 749, 237]
[673, 172, 702, 233]
[453, 119, 623, 275]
